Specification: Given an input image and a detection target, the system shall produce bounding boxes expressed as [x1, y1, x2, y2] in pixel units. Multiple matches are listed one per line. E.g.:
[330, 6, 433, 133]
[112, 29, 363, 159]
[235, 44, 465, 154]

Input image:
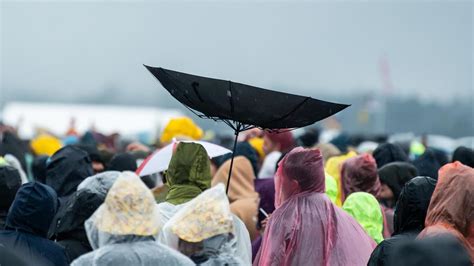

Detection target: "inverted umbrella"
[136, 139, 232, 177]
[144, 66, 350, 193]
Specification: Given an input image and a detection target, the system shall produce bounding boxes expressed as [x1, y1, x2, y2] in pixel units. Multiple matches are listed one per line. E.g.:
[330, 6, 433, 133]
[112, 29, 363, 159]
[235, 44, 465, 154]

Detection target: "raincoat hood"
[393, 176, 436, 235]
[263, 131, 295, 153]
[373, 143, 409, 168]
[343, 192, 384, 244]
[46, 146, 94, 197]
[254, 147, 376, 266]
[6, 182, 58, 237]
[212, 156, 258, 202]
[0, 165, 22, 212]
[378, 162, 418, 202]
[325, 172, 338, 203]
[419, 162, 474, 258]
[77, 171, 120, 198]
[32, 155, 49, 183]
[30, 134, 63, 156]
[341, 153, 381, 202]
[166, 142, 211, 205]
[452, 146, 474, 168]
[160, 117, 203, 144]
[413, 149, 441, 179]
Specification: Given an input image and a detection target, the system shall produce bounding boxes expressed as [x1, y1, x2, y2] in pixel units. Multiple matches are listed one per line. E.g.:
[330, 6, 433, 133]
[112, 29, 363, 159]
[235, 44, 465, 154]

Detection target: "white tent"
[2, 102, 183, 140]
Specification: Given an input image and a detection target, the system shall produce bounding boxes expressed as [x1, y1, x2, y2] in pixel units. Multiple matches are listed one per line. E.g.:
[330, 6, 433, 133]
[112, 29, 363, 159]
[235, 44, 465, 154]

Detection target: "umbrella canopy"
[144, 66, 349, 131]
[144, 66, 350, 192]
[136, 140, 231, 177]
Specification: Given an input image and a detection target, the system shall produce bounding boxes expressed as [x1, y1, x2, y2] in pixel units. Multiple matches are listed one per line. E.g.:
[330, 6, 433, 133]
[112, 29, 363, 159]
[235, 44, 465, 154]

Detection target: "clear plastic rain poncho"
[71, 172, 194, 266]
[77, 171, 121, 198]
[254, 148, 376, 266]
[165, 183, 244, 265]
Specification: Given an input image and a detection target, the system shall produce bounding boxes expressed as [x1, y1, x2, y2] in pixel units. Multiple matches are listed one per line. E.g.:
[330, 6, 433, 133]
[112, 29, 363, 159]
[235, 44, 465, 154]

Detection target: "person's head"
[378, 162, 418, 202]
[32, 155, 49, 183]
[160, 117, 203, 145]
[372, 143, 409, 168]
[314, 143, 341, 165]
[452, 146, 474, 168]
[215, 142, 259, 176]
[342, 192, 384, 244]
[275, 147, 325, 207]
[413, 149, 441, 179]
[263, 131, 295, 155]
[341, 153, 381, 202]
[107, 153, 137, 172]
[46, 146, 94, 197]
[6, 182, 58, 238]
[393, 176, 436, 235]
[85, 172, 160, 249]
[0, 165, 22, 213]
[165, 142, 211, 205]
[424, 162, 474, 243]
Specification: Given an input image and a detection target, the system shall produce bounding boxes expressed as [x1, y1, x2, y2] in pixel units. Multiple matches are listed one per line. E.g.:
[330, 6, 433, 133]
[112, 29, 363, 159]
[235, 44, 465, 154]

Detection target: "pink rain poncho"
[254, 148, 376, 266]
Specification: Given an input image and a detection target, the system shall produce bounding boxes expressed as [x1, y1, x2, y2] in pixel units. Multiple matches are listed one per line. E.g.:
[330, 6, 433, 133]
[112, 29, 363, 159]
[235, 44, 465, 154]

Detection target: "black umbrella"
[145, 66, 350, 192]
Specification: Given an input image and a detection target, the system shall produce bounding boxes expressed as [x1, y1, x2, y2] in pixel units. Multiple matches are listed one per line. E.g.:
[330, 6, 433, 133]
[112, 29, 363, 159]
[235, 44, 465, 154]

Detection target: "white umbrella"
[136, 139, 232, 177]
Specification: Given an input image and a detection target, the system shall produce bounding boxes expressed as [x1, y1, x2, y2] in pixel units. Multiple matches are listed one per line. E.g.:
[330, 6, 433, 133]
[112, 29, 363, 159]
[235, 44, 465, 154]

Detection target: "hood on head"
[46, 146, 94, 197]
[373, 143, 409, 169]
[107, 153, 137, 172]
[452, 146, 474, 168]
[393, 176, 436, 235]
[0, 166, 22, 211]
[6, 182, 58, 237]
[378, 162, 418, 202]
[32, 156, 49, 183]
[413, 149, 441, 179]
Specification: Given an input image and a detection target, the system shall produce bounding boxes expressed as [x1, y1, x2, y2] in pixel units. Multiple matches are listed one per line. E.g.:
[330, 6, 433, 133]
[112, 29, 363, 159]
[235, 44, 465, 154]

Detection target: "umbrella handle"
[226, 126, 241, 194]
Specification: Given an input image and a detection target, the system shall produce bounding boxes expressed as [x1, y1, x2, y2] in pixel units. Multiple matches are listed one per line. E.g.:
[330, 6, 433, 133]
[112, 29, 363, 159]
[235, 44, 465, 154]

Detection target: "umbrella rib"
[263, 97, 311, 127]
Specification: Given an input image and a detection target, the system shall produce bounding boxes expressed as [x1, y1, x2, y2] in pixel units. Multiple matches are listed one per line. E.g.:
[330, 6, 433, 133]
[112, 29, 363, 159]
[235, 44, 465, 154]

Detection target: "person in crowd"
[388, 235, 472, 266]
[71, 172, 194, 266]
[258, 131, 295, 178]
[30, 133, 63, 157]
[254, 147, 375, 266]
[157, 142, 252, 264]
[377, 162, 418, 208]
[324, 151, 357, 206]
[107, 152, 138, 172]
[413, 148, 441, 179]
[451, 146, 474, 168]
[340, 153, 394, 236]
[32, 155, 49, 183]
[169, 184, 243, 265]
[368, 176, 437, 266]
[0, 130, 29, 171]
[418, 162, 474, 260]
[0, 165, 22, 228]
[49, 171, 120, 262]
[343, 192, 384, 244]
[372, 143, 409, 169]
[324, 172, 338, 204]
[0, 182, 69, 266]
[213, 156, 260, 241]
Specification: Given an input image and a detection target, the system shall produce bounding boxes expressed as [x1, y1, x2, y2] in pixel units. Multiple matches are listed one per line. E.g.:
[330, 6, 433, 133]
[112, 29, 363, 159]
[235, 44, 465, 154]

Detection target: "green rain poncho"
[342, 192, 384, 244]
[325, 172, 338, 204]
[165, 142, 212, 205]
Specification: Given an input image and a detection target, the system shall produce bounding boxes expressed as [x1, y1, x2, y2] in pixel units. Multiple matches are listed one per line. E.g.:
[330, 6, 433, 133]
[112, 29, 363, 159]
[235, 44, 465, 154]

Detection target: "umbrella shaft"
[226, 128, 240, 194]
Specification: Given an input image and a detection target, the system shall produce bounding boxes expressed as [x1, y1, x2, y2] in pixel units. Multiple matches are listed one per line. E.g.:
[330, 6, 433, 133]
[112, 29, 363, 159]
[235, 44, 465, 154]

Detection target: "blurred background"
[1, 1, 472, 140]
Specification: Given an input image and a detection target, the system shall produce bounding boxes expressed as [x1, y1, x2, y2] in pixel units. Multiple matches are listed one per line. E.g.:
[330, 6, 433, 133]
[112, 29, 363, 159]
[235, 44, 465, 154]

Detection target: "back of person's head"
[388, 235, 471, 266]
[393, 176, 436, 235]
[165, 142, 211, 205]
[452, 146, 474, 168]
[373, 143, 409, 168]
[6, 182, 58, 237]
[215, 142, 259, 176]
[0, 165, 22, 212]
[341, 153, 380, 201]
[280, 147, 325, 193]
[263, 131, 295, 154]
[413, 149, 441, 179]
[107, 153, 137, 172]
[46, 146, 94, 197]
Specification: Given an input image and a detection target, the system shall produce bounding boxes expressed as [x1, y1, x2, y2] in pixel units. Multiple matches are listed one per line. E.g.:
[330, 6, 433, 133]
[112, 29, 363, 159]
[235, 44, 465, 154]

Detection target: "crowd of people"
[0, 116, 473, 266]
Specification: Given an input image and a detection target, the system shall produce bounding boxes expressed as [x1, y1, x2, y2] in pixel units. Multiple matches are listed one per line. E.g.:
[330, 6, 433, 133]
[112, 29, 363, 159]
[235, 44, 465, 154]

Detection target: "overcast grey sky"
[1, 1, 472, 105]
